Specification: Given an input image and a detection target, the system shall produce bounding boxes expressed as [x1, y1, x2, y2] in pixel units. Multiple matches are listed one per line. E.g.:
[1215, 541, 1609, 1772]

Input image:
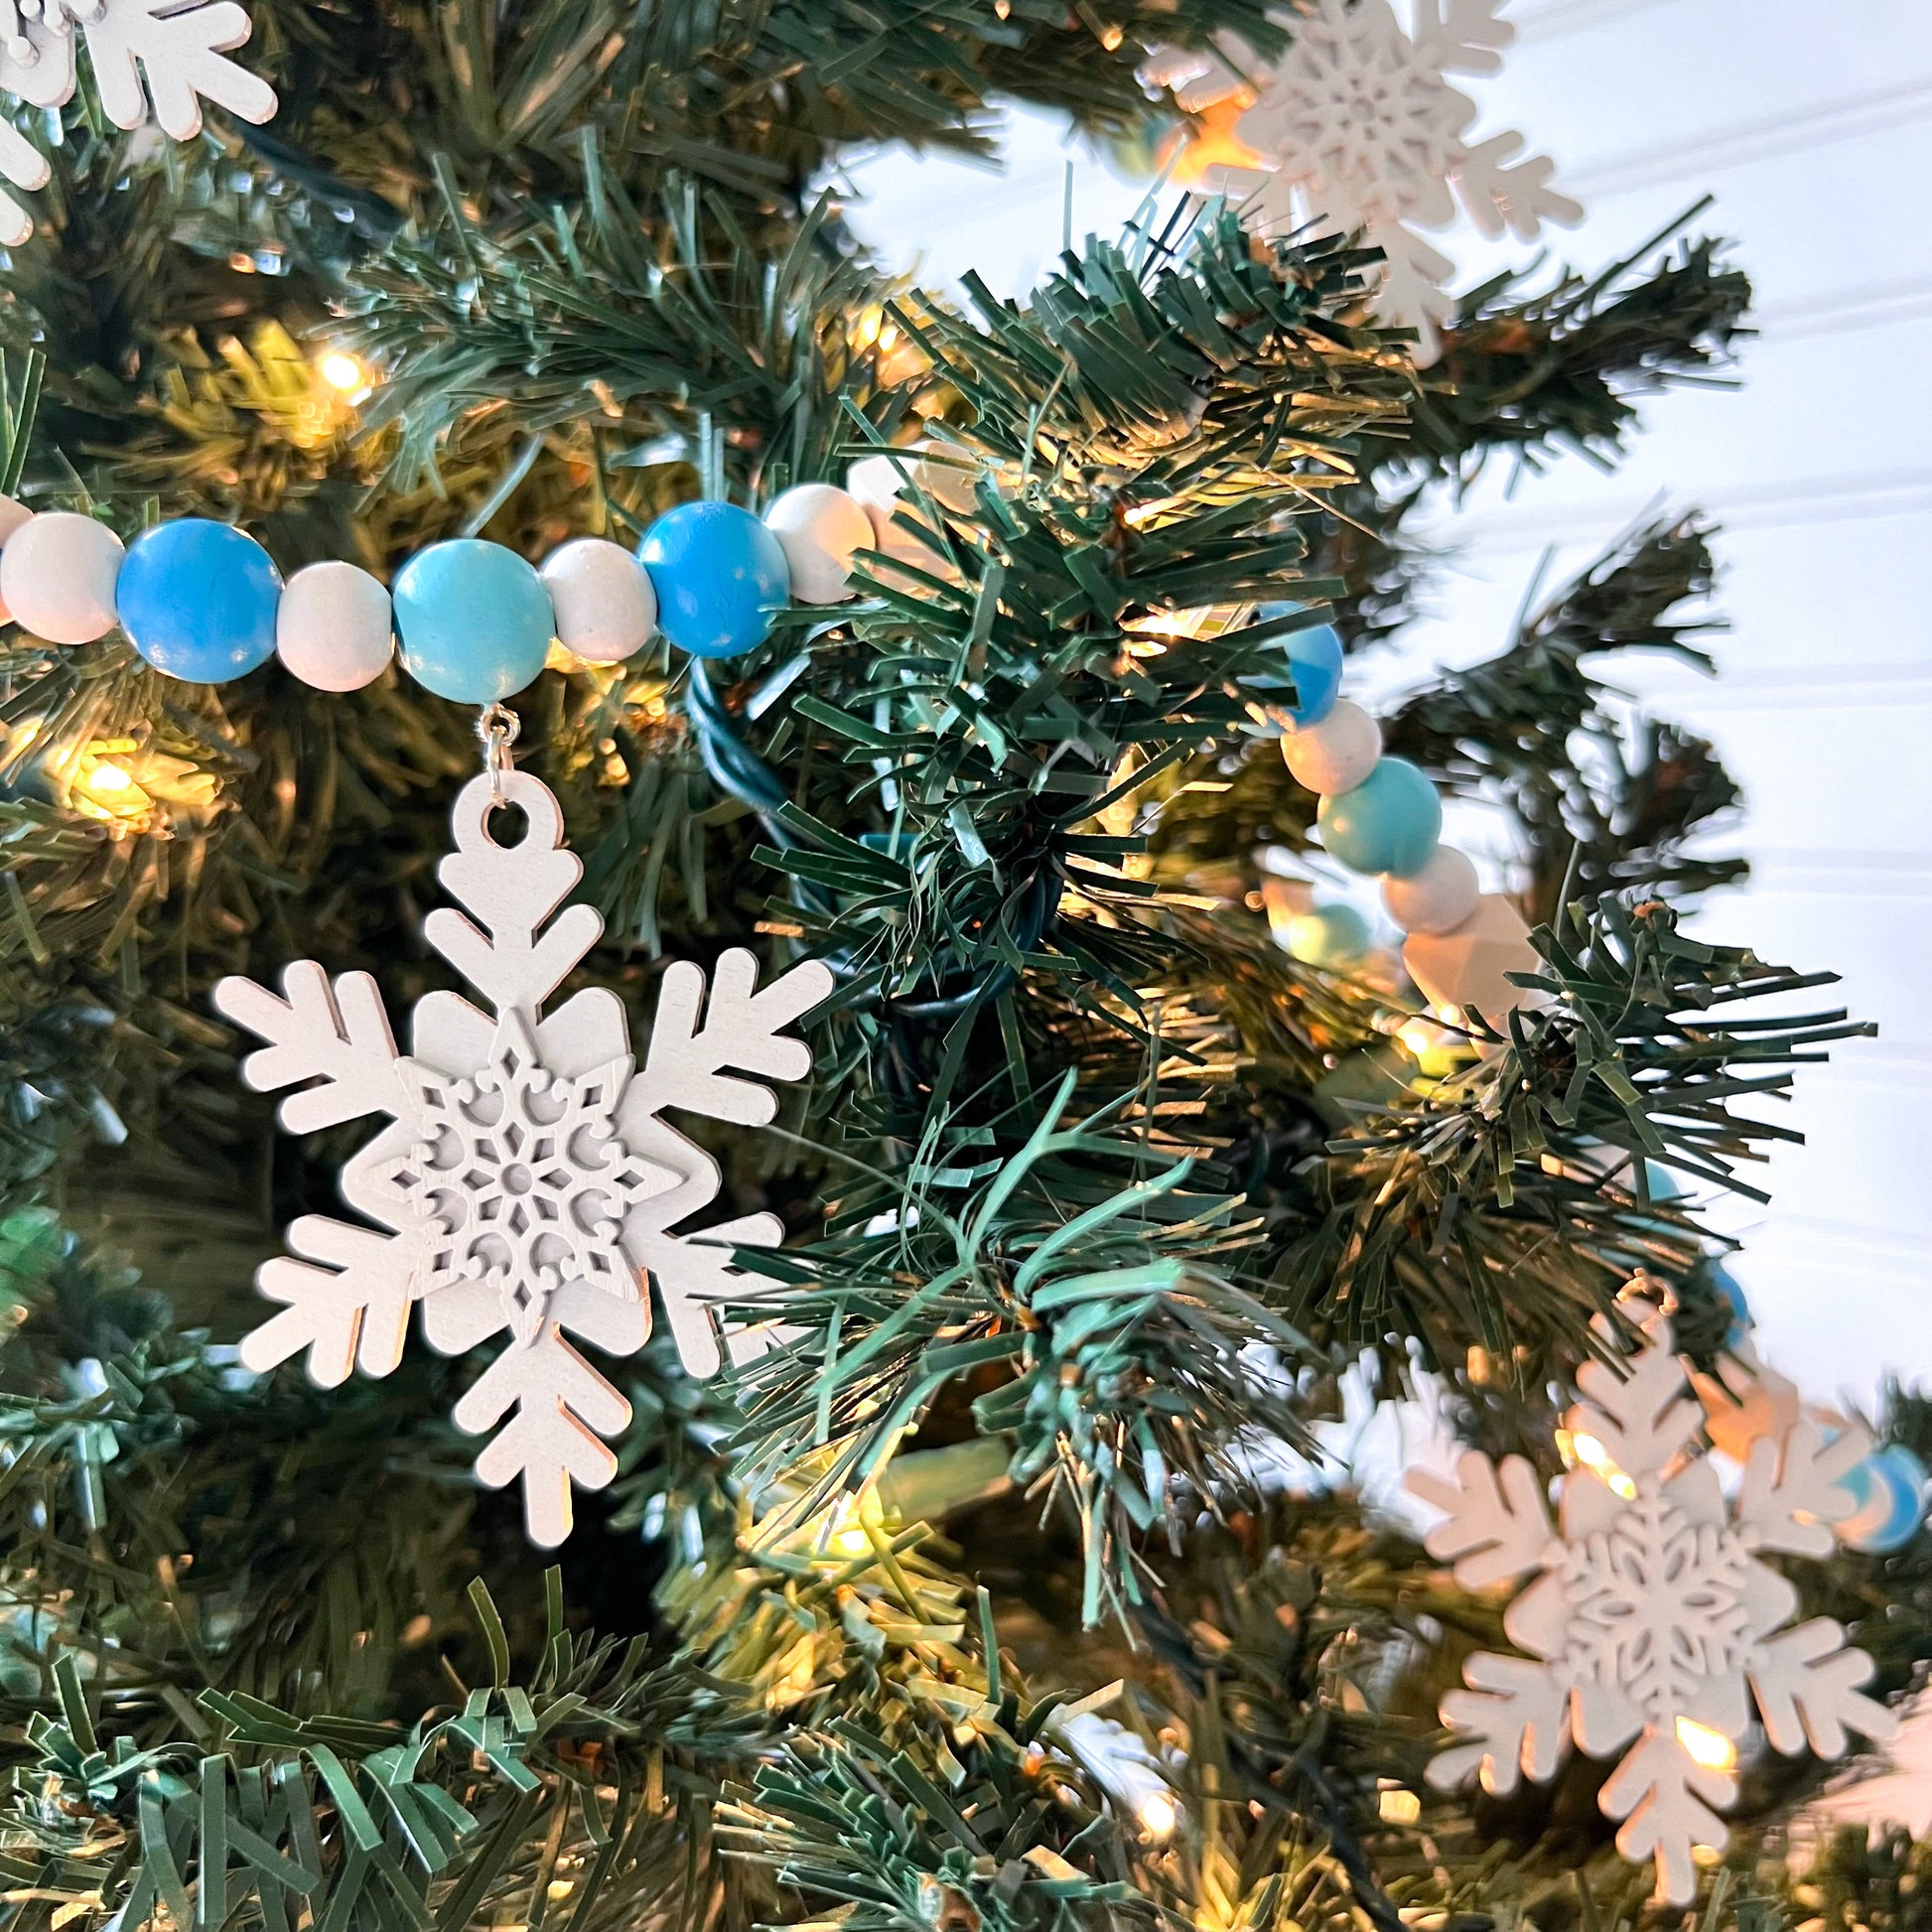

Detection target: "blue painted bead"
[393, 540, 554, 703]
[1282, 902, 1372, 969]
[1707, 1262, 1749, 1339]
[1284, 622, 1344, 727]
[638, 500, 790, 659]
[1839, 1445, 1928, 1554]
[1256, 603, 1344, 726]
[117, 518, 281, 682]
[1316, 758, 1443, 878]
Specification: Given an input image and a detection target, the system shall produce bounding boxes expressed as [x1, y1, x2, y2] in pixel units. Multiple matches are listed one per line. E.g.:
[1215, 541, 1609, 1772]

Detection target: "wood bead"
[1281, 698, 1379, 795]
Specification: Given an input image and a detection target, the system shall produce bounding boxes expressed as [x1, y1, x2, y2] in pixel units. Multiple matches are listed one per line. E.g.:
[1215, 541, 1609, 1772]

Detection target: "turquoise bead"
[117, 517, 282, 682]
[1283, 902, 1372, 968]
[1706, 1262, 1750, 1341]
[393, 540, 554, 703]
[1840, 1445, 1927, 1554]
[639, 500, 790, 659]
[1317, 758, 1442, 877]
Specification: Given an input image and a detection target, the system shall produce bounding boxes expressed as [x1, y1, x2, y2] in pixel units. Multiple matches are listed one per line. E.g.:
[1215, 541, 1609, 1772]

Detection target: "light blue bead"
[639, 500, 790, 659]
[1840, 1445, 1927, 1554]
[117, 518, 281, 683]
[1317, 758, 1442, 878]
[393, 540, 554, 703]
[1284, 902, 1372, 969]
[1254, 602, 1344, 726]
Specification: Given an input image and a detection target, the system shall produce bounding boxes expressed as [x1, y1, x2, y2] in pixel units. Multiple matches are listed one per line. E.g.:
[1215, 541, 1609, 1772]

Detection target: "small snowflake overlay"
[0, 0, 276, 245]
[214, 769, 831, 1546]
[1150, 0, 1581, 356]
[1408, 1307, 1896, 1904]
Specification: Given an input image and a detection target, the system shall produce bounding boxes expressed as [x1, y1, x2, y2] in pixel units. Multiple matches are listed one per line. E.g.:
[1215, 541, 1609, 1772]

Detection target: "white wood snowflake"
[1155, 0, 1582, 356]
[213, 768, 831, 1547]
[0, 0, 276, 245]
[1408, 1309, 1896, 1905]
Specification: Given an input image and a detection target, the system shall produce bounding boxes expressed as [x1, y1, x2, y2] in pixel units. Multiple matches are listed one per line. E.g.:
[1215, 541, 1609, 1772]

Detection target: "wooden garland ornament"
[213, 727, 831, 1546]
[1410, 1306, 1895, 1905]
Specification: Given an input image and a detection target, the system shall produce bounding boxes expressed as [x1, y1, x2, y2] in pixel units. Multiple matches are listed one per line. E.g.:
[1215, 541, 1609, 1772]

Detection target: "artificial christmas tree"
[0, 9, 1922, 1932]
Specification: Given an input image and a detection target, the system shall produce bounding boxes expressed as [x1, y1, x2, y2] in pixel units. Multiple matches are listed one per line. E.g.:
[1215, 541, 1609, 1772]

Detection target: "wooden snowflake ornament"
[1409, 1309, 1895, 1905]
[0, 0, 276, 244]
[214, 768, 831, 1546]
[1152, 0, 1581, 356]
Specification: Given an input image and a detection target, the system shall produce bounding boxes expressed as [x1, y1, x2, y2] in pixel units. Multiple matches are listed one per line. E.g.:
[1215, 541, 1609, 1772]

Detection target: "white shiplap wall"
[840, 0, 1932, 1403]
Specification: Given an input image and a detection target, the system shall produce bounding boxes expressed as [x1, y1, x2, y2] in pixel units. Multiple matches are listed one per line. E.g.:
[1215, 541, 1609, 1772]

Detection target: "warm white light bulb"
[1674, 1718, 1737, 1772]
[1137, 1791, 1178, 1840]
[320, 351, 365, 394]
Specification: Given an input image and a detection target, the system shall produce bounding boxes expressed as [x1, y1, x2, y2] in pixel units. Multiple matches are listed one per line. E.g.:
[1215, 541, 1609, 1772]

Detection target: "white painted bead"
[1382, 843, 1479, 935]
[763, 483, 873, 605]
[276, 560, 394, 691]
[864, 497, 965, 590]
[1403, 894, 1545, 1019]
[1281, 698, 1380, 795]
[539, 537, 656, 663]
[0, 492, 32, 625]
[1, 511, 125, 644]
[846, 444, 980, 518]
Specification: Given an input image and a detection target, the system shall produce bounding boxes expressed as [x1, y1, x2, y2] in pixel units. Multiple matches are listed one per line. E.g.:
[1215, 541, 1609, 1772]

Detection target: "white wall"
[838, 0, 1932, 1404]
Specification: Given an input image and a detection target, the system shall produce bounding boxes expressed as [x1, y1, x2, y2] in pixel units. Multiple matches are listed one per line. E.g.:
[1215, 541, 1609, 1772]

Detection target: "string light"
[1136, 1790, 1178, 1840]
[319, 350, 366, 394]
[1377, 1786, 1421, 1825]
[1570, 1431, 1639, 1501]
[1674, 1718, 1738, 1773]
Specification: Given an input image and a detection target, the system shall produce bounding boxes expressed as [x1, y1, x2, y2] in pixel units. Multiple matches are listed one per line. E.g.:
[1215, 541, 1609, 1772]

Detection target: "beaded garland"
[0, 483, 874, 704]
[0, 461, 1537, 1016]
[1268, 611, 1544, 1018]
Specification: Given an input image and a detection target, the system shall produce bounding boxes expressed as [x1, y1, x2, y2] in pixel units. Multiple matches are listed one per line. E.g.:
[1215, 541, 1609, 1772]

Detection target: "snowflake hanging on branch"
[0, 0, 276, 245]
[1409, 1307, 1896, 1905]
[1150, 0, 1582, 355]
[214, 769, 831, 1546]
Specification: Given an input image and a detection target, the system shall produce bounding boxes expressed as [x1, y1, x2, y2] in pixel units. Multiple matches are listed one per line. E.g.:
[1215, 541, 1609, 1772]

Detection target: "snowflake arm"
[426, 771, 605, 1018]
[1453, 131, 1584, 242]
[632, 950, 834, 1124]
[1597, 1727, 1735, 1908]
[454, 1325, 632, 1549]
[0, 114, 47, 245]
[238, 1213, 422, 1387]
[1412, 0, 1512, 76]
[82, 0, 274, 138]
[213, 961, 417, 1132]
[1410, 1449, 1554, 1587]
[1737, 1416, 1867, 1557]
[1567, 1312, 1703, 1479]
[1431, 1651, 1573, 1796]
[1749, 1619, 1896, 1758]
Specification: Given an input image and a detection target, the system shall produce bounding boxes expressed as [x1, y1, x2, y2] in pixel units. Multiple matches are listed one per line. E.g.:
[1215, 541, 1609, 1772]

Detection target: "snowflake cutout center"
[1562, 1481, 1752, 1716]
[391, 1014, 660, 1346]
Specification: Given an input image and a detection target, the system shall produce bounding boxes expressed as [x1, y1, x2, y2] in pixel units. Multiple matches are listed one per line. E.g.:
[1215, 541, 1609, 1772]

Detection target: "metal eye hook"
[476, 703, 521, 806]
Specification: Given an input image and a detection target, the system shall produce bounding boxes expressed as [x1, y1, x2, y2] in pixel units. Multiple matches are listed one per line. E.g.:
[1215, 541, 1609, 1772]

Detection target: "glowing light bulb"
[1570, 1433, 1612, 1472]
[84, 761, 133, 794]
[320, 351, 366, 394]
[1377, 1787, 1421, 1825]
[1674, 1718, 1737, 1772]
[1137, 1791, 1178, 1840]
